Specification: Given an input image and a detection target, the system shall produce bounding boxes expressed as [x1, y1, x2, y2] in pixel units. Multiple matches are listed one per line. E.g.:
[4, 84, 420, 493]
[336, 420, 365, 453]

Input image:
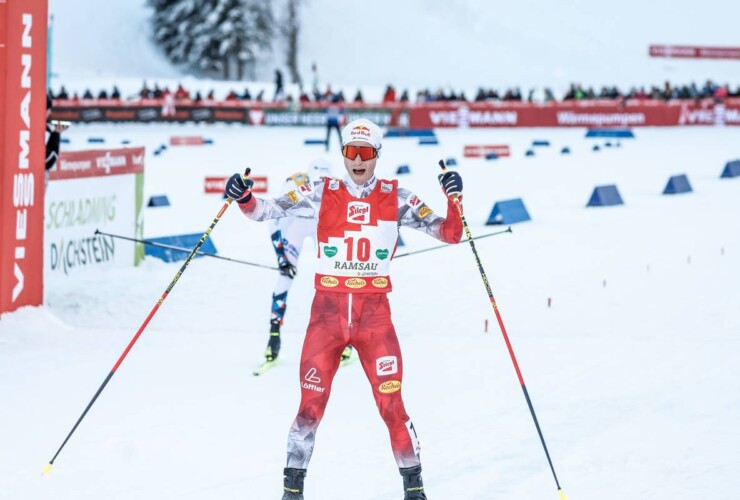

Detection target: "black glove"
[225, 173, 254, 203]
[279, 261, 297, 279]
[438, 170, 463, 197]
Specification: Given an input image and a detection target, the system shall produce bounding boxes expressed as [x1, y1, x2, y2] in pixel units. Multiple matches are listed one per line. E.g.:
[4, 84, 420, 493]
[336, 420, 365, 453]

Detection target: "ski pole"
[439, 160, 568, 500]
[394, 227, 512, 259]
[94, 229, 278, 271]
[43, 169, 251, 474]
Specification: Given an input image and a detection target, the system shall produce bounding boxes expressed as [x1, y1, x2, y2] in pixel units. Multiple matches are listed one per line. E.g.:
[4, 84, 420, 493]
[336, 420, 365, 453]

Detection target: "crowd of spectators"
[557, 81, 738, 102]
[50, 79, 740, 105]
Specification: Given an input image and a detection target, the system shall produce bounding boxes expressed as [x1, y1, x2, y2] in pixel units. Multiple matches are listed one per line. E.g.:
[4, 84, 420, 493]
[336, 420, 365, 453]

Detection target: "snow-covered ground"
[6, 1, 740, 498]
[2, 124, 740, 499]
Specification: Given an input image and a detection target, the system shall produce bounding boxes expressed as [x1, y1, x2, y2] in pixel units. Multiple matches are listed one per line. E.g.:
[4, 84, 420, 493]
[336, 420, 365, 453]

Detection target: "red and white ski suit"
[240, 174, 461, 469]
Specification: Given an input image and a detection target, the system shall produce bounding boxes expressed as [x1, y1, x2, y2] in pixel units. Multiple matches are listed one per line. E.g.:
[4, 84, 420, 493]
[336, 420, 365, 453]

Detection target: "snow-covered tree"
[283, 0, 302, 87]
[149, 0, 273, 80]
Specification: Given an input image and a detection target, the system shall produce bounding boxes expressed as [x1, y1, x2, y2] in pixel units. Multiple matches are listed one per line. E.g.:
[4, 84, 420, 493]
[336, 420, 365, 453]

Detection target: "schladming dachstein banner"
[44, 147, 145, 278]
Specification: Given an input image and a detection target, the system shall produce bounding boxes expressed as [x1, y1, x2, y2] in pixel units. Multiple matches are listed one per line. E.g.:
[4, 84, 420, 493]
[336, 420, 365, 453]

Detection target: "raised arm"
[397, 184, 463, 244]
[224, 172, 324, 222]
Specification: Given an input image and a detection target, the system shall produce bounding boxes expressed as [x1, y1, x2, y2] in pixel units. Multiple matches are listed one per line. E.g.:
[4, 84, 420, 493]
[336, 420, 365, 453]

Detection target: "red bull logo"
[352, 125, 371, 137]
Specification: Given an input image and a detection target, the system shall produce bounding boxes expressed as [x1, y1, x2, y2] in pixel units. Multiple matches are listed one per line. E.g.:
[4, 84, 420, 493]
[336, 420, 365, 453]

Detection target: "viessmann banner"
[408, 101, 740, 128]
[45, 148, 145, 278]
[0, 0, 48, 314]
[50, 100, 740, 127]
[50, 101, 405, 127]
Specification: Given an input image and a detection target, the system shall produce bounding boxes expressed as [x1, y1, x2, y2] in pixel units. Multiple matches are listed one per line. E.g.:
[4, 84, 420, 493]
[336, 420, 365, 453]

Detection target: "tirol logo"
[379, 380, 401, 393]
[320, 276, 339, 287]
[372, 277, 388, 288]
[345, 278, 367, 289]
[376, 249, 389, 260]
[347, 202, 371, 224]
[376, 356, 398, 376]
[324, 245, 338, 257]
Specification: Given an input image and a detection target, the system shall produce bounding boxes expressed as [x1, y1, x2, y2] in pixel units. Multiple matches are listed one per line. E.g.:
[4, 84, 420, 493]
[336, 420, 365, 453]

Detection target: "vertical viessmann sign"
[0, 1, 48, 314]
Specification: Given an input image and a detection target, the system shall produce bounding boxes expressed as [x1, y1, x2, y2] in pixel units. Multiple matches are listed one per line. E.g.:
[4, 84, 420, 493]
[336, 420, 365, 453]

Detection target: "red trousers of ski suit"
[285, 291, 421, 469]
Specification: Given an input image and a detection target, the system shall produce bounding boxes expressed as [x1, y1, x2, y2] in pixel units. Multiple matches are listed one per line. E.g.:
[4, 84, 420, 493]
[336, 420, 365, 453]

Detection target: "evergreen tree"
[283, 0, 302, 87]
[149, 0, 273, 80]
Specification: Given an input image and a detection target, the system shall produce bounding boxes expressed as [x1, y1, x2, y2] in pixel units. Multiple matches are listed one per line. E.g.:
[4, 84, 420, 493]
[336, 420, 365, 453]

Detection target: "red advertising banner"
[408, 100, 740, 128]
[251, 176, 268, 193]
[204, 177, 227, 194]
[50, 148, 146, 181]
[0, 0, 48, 313]
[463, 145, 511, 158]
[649, 44, 740, 60]
[170, 136, 206, 146]
[49, 98, 740, 128]
[204, 176, 268, 194]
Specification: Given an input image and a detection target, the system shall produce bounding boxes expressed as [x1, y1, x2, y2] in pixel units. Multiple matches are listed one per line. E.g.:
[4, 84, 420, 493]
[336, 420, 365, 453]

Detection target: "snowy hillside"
[49, 0, 740, 99]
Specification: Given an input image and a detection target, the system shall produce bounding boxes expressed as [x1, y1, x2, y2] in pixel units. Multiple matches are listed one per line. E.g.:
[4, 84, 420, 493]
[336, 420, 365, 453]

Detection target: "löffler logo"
[302, 368, 325, 393]
[305, 368, 321, 383]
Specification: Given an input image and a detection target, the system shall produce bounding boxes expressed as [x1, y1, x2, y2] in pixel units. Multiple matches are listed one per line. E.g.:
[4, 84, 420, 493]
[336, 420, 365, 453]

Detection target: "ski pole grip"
[438, 159, 460, 202]
[241, 167, 253, 196]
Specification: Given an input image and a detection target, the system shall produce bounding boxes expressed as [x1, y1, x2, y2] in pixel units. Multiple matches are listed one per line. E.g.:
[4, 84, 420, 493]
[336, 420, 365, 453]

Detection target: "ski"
[254, 349, 355, 377]
[339, 348, 357, 367]
[253, 358, 282, 376]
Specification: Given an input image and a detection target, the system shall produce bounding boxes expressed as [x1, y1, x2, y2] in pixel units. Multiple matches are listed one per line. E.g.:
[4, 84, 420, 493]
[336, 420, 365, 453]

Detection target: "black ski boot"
[400, 465, 427, 499]
[281, 467, 306, 500]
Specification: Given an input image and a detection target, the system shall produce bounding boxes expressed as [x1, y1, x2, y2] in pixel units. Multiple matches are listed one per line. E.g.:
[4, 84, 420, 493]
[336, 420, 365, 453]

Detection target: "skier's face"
[342, 141, 377, 185]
